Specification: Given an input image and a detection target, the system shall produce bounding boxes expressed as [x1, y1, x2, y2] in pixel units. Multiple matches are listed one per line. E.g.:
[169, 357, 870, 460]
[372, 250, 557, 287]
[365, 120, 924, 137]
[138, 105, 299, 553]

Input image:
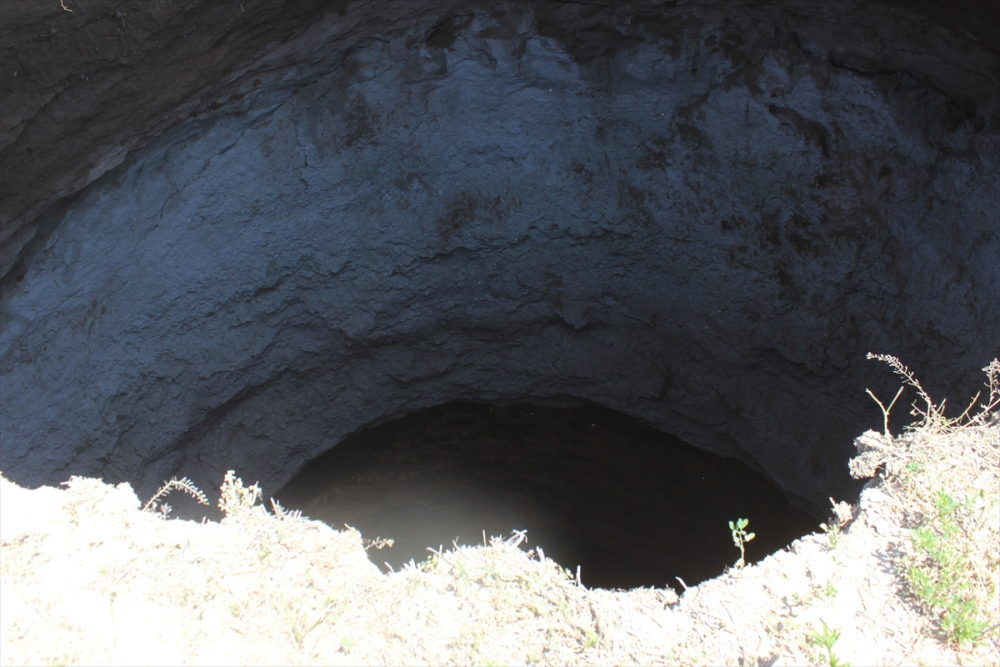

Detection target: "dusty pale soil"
[1, 421, 997, 666]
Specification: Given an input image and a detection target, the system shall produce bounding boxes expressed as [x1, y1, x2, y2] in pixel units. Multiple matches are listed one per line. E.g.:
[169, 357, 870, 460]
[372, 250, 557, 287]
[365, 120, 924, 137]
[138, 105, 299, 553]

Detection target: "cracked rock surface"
[1, 0, 997, 514]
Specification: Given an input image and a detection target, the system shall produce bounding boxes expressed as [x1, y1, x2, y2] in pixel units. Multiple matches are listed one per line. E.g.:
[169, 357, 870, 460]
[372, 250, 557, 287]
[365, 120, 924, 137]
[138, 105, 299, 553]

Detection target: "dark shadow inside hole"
[275, 401, 821, 592]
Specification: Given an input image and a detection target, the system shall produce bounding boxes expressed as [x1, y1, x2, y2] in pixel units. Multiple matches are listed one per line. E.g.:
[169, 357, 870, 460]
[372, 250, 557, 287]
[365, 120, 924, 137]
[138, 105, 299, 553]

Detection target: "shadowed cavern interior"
[0, 0, 997, 588]
[275, 401, 820, 591]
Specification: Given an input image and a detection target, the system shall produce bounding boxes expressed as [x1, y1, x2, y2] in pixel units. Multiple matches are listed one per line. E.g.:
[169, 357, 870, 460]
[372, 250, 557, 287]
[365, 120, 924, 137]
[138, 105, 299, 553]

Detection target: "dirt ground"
[2, 408, 997, 665]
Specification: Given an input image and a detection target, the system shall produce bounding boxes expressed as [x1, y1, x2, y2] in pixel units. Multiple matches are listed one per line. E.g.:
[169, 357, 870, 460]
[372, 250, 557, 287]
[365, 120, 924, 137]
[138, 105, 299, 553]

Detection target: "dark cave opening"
[275, 401, 820, 592]
[0, 1, 996, 586]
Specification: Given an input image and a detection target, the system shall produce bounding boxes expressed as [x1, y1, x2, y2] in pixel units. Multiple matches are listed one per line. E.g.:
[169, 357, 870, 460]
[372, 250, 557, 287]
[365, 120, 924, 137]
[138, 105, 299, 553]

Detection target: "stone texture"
[1, 0, 997, 515]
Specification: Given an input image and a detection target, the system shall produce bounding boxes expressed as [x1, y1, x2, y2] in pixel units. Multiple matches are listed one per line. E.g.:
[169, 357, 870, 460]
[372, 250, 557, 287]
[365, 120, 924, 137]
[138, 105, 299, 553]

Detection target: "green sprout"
[729, 518, 755, 569]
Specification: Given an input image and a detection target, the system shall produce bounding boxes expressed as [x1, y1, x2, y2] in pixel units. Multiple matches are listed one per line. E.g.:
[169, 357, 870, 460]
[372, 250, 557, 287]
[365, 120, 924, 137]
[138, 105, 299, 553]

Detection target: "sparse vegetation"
[360, 535, 395, 551]
[865, 353, 1000, 433]
[808, 622, 849, 667]
[818, 498, 852, 550]
[860, 355, 999, 652]
[141, 476, 208, 516]
[818, 520, 840, 550]
[728, 517, 755, 570]
[906, 489, 990, 645]
[218, 469, 262, 517]
[1, 356, 997, 665]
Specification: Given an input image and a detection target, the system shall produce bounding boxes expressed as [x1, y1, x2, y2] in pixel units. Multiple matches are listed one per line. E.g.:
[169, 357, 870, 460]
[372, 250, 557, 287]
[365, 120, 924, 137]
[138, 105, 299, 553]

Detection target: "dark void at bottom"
[276, 402, 820, 592]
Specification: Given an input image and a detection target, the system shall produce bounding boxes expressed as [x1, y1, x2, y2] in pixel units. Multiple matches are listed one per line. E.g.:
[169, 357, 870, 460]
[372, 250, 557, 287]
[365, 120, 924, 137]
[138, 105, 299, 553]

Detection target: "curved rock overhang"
[1, 0, 998, 515]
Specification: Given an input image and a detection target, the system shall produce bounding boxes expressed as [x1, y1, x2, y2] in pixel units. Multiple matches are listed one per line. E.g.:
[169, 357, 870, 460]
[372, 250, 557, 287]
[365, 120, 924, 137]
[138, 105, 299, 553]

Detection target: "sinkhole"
[275, 401, 820, 592]
[0, 0, 996, 601]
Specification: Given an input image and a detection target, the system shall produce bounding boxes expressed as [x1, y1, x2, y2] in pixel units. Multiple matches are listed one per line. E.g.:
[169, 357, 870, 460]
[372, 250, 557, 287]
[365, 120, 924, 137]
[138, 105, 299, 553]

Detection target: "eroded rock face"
[1, 1, 997, 514]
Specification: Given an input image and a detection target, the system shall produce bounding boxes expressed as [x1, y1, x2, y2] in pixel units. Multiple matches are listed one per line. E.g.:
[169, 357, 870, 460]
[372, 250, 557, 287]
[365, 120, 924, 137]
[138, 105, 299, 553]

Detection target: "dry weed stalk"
[218, 470, 263, 517]
[142, 476, 209, 516]
[866, 353, 1000, 434]
[855, 355, 1000, 652]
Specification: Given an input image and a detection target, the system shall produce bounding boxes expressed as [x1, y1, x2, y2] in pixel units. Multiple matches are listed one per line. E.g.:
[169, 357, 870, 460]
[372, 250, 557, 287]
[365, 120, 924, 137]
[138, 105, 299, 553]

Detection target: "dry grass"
[892, 422, 999, 650]
[1, 358, 997, 666]
[855, 356, 1000, 655]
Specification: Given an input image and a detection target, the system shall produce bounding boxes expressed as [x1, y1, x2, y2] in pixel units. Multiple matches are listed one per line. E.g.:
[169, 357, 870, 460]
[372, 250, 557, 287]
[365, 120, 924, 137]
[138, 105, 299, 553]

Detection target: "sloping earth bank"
[2, 416, 997, 666]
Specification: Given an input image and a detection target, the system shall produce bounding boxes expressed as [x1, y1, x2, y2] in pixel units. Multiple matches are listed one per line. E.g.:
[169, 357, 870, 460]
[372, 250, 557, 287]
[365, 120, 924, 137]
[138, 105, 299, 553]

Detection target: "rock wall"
[1, 0, 997, 514]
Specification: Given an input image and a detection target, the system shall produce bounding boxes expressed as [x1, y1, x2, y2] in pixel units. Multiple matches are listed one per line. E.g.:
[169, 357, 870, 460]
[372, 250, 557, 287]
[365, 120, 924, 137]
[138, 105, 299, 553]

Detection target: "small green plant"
[808, 622, 849, 666]
[819, 498, 853, 550]
[906, 489, 988, 645]
[421, 553, 440, 572]
[728, 518, 755, 569]
[819, 521, 840, 549]
[583, 630, 600, 650]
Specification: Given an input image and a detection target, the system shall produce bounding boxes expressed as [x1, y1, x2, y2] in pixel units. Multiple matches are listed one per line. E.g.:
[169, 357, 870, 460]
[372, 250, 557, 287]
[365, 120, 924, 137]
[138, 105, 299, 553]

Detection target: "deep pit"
[276, 401, 820, 591]
[0, 0, 997, 589]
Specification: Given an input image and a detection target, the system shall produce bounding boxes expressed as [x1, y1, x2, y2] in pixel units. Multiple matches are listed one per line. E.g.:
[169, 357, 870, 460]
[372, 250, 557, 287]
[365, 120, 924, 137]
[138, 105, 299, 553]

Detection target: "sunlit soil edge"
[1, 359, 997, 666]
